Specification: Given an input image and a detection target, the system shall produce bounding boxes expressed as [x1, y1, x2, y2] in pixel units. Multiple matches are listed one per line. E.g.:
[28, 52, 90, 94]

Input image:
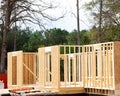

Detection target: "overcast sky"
[0, 0, 92, 32]
[47, 0, 92, 32]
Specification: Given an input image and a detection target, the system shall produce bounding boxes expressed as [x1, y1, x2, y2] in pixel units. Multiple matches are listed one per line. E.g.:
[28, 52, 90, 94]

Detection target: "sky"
[46, 0, 92, 32]
[0, 0, 92, 32]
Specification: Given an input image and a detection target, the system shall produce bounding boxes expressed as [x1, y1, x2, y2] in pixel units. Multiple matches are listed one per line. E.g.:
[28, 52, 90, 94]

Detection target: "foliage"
[44, 28, 69, 46]
[84, 0, 120, 41]
[87, 25, 118, 43]
[0, 0, 64, 73]
[0, 0, 120, 73]
[5, 25, 120, 53]
[6, 27, 69, 52]
[66, 30, 78, 45]
[24, 30, 44, 52]
[16, 28, 32, 51]
[7, 27, 32, 51]
[67, 29, 91, 45]
[103, 25, 118, 42]
[80, 30, 91, 45]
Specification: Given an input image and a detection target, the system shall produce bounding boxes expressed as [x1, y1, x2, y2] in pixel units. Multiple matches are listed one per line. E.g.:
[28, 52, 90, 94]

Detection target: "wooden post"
[73, 47, 76, 87]
[17, 51, 23, 86]
[7, 52, 12, 87]
[99, 45, 102, 88]
[38, 47, 45, 88]
[64, 47, 67, 87]
[102, 44, 105, 88]
[83, 46, 87, 87]
[81, 46, 84, 86]
[51, 46, 60, 89]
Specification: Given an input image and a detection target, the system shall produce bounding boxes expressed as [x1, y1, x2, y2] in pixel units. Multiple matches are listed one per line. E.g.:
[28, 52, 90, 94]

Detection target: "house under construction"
[7, 41, 120, 95]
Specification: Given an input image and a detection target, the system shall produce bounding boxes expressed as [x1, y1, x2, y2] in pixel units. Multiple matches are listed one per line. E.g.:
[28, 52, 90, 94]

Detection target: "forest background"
[0, 0, 120, 73]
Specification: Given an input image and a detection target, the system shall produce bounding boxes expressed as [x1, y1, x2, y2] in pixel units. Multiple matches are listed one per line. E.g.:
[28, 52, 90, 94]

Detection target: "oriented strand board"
[114, 42, 120, 94]
[23, 53, 36, 85]
[12, 56, 17, 85]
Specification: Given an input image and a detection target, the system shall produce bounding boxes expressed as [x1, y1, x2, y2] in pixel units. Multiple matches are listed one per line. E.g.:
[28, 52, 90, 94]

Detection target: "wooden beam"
[38, 47, 45, 87]
[51, 46, 60, 89]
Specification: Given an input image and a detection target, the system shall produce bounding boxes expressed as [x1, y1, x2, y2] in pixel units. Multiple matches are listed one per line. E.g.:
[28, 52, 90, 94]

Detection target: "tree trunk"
[14, 2, 17, 51]
[118, 24, 120, 41]
[14, 25, 17, 51]
[98, 0, 103, 42]
[76, 0, 80, 45]
[0, 30, 7, 73]
[0, 0, 11, 73]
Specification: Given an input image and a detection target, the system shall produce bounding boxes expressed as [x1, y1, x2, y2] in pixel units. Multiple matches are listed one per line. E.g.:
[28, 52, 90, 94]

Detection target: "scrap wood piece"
[9, 87, 34, 93]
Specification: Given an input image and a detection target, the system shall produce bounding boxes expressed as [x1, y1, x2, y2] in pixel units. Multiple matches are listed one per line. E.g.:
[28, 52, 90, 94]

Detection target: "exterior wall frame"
[7, 41, 120, 95]
[8, 51, 37, 88]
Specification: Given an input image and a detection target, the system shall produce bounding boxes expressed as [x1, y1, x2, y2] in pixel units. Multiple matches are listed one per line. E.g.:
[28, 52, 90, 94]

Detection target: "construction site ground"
[0, 89, 106, 96]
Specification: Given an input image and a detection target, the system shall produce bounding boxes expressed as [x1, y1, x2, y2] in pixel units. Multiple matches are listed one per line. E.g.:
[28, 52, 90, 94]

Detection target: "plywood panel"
[23, 54, 27, 84]
[12, 56, 17, 85]
[22, 53, 37, 85]
[114, 42, 120, 90]
[33, 53, 36, 84]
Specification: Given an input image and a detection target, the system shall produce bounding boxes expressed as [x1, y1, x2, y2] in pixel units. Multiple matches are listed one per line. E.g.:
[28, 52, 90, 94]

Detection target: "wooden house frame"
[7, 51, 37, 88]
[38, 46, 84, 94]
[7, 41, 120, 95]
